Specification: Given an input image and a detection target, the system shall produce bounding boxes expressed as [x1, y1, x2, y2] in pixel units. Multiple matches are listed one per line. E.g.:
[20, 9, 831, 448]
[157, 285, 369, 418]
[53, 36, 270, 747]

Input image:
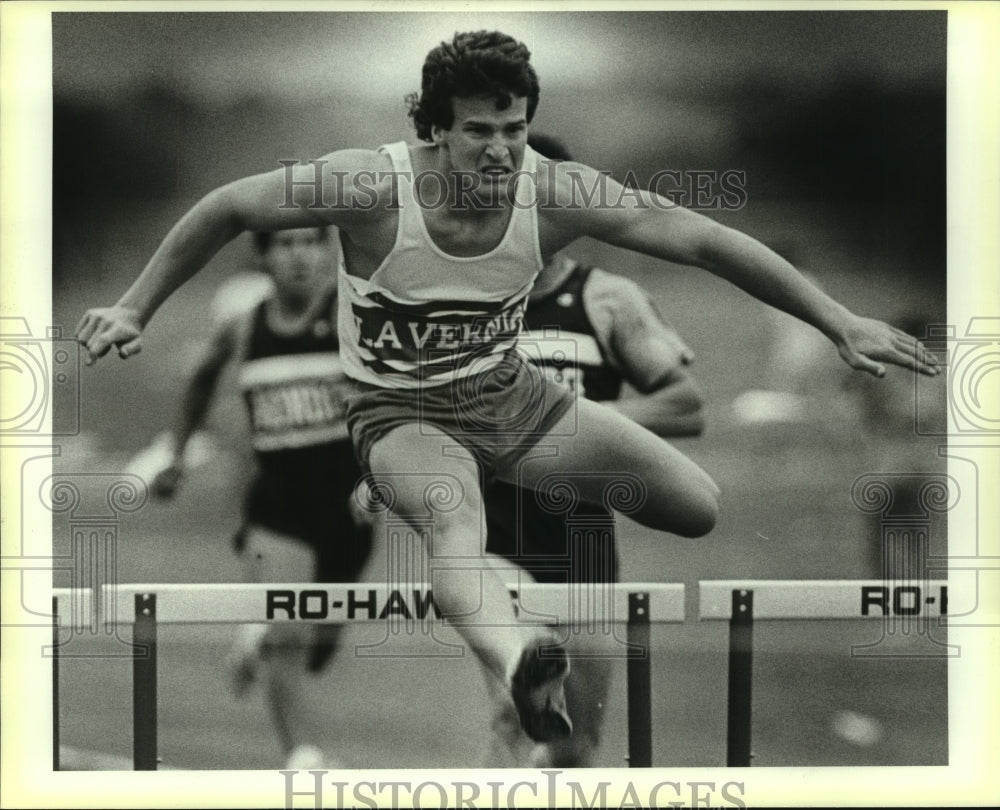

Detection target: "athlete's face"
[262, 228, 332, 299]
[434, 95, 528, 194]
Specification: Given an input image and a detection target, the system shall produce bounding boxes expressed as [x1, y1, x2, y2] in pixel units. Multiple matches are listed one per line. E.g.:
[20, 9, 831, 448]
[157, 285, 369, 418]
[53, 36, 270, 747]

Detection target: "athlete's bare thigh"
[367, 422, 485, 552]
[496, 397, 719, 538]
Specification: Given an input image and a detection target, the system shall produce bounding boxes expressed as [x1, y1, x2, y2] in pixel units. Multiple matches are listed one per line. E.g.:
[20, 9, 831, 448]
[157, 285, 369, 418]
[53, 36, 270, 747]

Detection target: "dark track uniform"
[235, 289, 371, 586]
[485, 263, 622, 584]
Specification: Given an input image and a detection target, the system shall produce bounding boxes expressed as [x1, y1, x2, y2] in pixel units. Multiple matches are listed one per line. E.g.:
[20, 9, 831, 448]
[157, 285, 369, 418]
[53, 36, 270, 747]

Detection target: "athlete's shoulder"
[319, 146, 393, 173]
[535, 159, 606, 208]
[316, 146, 401, 215]
[535, 160, 622, 253]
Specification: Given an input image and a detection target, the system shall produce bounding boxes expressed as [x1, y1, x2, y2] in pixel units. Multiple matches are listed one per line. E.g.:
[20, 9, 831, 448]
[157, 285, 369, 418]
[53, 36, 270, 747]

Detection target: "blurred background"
[51, 10, 949, 769]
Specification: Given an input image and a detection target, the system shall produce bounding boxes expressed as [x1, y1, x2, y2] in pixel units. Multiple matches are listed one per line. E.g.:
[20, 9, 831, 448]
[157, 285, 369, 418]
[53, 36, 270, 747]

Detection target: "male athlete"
[76, 30, 939, 744]
[148, 226, 370, 769]
[480, 134, 705, 766]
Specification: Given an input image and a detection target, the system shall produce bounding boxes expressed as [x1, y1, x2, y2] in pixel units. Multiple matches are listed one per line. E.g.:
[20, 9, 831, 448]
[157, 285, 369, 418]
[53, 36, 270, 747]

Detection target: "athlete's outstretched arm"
[75, 149, 386, 364]
[541, 163, 939, 379]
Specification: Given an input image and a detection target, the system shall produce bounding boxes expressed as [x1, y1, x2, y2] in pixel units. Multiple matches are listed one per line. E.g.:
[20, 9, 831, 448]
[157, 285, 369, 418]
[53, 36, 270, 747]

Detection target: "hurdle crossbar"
[53, 581, 685, 627]
[52, 582, 685, 769]
[699, 579, 949, 766]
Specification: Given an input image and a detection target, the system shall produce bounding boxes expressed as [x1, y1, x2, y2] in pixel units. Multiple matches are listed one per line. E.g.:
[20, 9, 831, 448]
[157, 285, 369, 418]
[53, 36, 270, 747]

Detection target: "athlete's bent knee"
[675, 485, 720, 538]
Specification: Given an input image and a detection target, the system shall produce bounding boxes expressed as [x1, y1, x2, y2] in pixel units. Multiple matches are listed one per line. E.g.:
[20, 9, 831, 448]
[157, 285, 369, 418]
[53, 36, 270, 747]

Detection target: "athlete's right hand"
[75, 305, 144, 365]
[150, 463, 184, 499]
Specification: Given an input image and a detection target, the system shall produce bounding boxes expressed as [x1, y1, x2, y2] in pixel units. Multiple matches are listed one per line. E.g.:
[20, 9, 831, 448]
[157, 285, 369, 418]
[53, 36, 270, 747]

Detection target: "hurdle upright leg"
[726, 588, 754, 767]
[626, 591, 652, 767]
[52, 596, 61, 771]
[133, 593, 158, 770]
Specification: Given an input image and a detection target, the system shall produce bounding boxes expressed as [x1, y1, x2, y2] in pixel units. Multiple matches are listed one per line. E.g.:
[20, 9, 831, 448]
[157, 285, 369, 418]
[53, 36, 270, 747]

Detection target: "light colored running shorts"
[345, 349, 575, 476]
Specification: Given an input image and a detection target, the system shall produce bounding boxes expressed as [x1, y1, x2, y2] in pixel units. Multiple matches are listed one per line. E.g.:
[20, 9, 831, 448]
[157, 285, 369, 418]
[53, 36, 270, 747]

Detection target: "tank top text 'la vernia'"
[337, 142, 544, 389]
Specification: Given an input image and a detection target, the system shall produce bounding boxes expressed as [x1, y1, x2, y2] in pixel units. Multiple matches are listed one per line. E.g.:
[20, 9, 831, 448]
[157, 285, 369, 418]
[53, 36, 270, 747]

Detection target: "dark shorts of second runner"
[233, 439, 372, 672]
[234, 439, 371, 581]
[484, 479, 620, 584]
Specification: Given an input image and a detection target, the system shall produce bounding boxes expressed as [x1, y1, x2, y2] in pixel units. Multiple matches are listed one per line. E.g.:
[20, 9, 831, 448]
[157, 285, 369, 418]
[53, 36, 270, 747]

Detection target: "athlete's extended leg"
[239, 525, 340, 765]
[476, 547, 615, 767]
[479, 663, 548, 766]
[500, 397, 720, 537]
[472, 553, 549, 766]
[368, 423, 571, 742]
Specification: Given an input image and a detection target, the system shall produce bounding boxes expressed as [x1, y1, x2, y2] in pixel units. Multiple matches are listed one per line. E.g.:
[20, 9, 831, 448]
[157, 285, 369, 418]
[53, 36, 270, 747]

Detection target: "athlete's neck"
[411, 144, 515, 220]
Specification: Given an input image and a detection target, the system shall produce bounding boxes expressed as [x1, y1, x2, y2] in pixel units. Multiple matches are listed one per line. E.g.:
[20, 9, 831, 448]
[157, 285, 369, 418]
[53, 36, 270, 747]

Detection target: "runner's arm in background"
[149, 315, 239, 497]
[584, 268, 705, 437]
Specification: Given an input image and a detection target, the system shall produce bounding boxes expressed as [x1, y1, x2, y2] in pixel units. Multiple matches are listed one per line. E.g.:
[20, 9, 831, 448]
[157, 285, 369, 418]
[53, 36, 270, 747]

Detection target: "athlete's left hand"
[833, 315, 939, 378]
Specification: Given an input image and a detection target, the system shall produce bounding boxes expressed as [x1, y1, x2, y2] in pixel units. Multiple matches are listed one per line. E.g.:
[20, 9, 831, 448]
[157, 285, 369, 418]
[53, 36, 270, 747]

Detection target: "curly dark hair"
[406, 30, 540, 142]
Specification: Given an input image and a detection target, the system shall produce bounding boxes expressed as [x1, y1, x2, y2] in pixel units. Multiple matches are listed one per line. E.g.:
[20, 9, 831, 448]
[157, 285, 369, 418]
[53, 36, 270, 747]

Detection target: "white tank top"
[337, 141, 543, 389]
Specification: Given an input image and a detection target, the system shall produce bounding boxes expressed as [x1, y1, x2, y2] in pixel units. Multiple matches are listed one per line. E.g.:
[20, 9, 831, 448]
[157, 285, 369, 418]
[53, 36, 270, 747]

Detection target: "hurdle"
[699, 579, 949, 766]
[51, 581, 685, 770]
